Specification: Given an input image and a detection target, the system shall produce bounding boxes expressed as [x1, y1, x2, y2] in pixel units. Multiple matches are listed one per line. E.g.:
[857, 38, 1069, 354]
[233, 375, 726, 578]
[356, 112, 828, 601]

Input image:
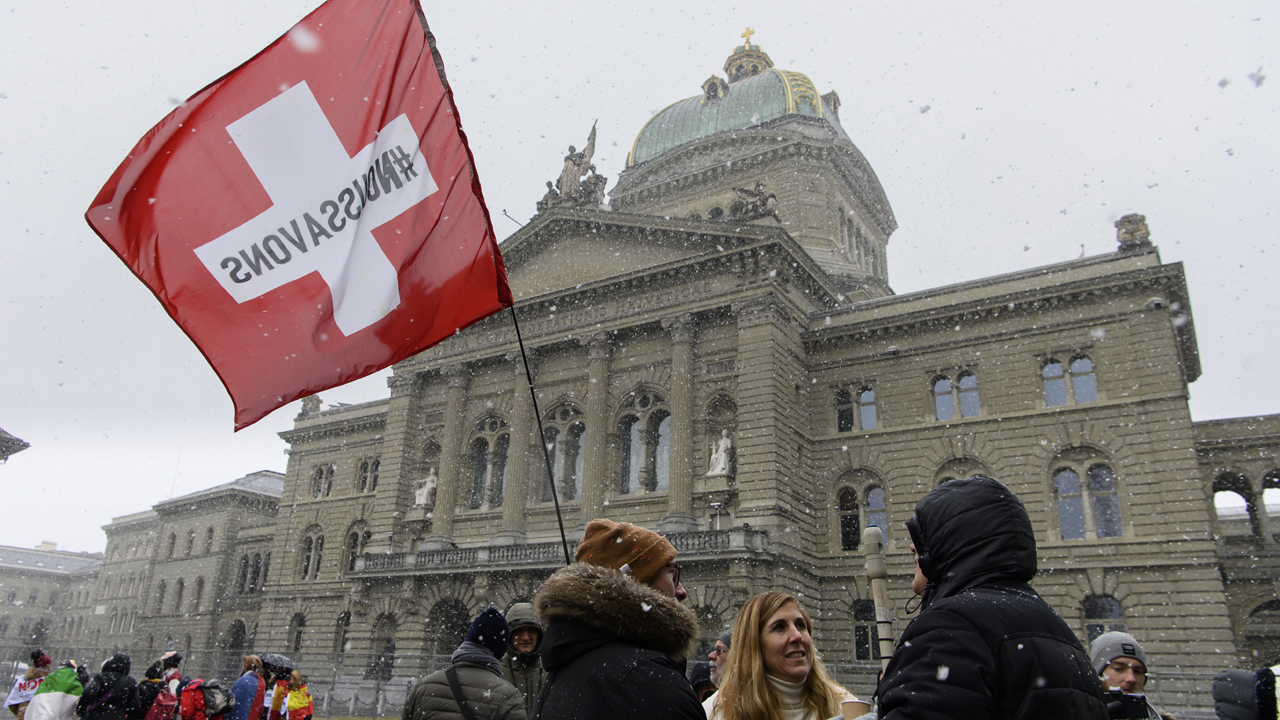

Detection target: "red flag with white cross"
[86, 0, 512, 430]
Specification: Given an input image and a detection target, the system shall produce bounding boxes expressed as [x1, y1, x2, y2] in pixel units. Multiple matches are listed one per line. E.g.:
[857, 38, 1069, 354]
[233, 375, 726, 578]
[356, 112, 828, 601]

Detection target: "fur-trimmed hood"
[535, 562, 699, 660]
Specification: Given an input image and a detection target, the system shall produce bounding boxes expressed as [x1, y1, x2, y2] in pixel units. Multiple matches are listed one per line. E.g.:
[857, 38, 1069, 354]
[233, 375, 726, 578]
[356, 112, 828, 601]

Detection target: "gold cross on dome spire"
[741, 27, 755, 48]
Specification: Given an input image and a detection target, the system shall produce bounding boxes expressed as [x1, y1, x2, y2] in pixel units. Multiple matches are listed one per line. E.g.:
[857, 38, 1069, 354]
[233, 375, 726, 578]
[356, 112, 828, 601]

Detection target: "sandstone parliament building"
[6, 38, 1280, 716]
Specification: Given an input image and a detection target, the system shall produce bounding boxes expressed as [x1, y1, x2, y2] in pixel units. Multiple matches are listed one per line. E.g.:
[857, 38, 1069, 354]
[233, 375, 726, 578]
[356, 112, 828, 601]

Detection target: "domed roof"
[626, 38, 852, 167]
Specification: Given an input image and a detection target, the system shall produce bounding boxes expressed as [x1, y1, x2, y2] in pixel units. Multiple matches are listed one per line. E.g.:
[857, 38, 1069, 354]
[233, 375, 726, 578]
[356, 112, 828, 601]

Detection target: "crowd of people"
[4, 649, 313, 720]
[9, 477, 1280, 719]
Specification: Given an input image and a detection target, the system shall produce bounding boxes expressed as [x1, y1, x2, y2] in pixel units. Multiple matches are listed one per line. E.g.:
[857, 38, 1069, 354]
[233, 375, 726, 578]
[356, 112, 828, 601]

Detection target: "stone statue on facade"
[535, 181, 560, 212]
[731, 182, 781, 223]
[415, 467, 438, 509]
[707, 429, 734, 477]
[557, 123, 596, 197]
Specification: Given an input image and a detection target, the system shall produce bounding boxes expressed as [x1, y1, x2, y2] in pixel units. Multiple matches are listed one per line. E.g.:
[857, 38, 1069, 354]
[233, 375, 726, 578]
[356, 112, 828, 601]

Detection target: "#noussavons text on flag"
[85, 0, 512, 429]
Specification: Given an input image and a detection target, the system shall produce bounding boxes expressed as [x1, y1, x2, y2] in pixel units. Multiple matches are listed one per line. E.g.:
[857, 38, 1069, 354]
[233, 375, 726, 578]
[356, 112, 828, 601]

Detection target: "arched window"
[357, 457, 381, 493]
[838, 487, 860, 551]
[1043, 355, 1098, 406]
[934, 457, 989, 486]
[172, 579, 185, 615]
[346, 528, 372, 572]
[185, 530, 196, 557]
[1083, 595, 1125, 643]
[262, 552, 271, 588]
[835, 389, 854, 433]
[154, 580, 166, 614]
[367, 613, 398, 681]
[166, 533, 177, 559]
[1244, 600, 1280, 667]
[249, 553, 263, 591]
[236, 555, 250, 594]
[311, 464, 334, 499]
[299, 535, 322, 580]
[468, 417, 510, 509]
[0, 615, 8, 636]
[205, 527, 215, 554]
[192, 578, 204, 612]
[1214, 472, 1260, 538]
[617, 390, 671, 494]
[543, 406, 586, 502]
[1053, 451, 1124, 540]
[932, 376, 954, 420]
[957, 373, 980, 417]
[424, 600, 470, 657]
[836, 387, 877, 433]
[866, 487, 888, 531]
[289, 613, 306, 653]
[852, 600, 880, 661]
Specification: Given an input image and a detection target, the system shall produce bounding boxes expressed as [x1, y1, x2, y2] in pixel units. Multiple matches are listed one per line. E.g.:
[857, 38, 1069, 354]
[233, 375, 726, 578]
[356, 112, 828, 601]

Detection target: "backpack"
[199, 681, 234, 718]
[144, 690, 179, 720]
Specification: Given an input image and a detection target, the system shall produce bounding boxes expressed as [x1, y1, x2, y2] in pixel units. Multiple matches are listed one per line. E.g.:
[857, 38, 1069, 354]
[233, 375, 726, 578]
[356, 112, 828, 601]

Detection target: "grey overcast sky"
[2, 2, 1276, 552]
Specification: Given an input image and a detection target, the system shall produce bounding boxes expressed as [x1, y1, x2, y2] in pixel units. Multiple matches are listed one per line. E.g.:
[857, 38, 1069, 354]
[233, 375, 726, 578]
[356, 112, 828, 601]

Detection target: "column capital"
[662, 314, 697, 344]
[444, 363, 471, 389]
[582, 332, 613, 362]
[387, 372, 423, 399]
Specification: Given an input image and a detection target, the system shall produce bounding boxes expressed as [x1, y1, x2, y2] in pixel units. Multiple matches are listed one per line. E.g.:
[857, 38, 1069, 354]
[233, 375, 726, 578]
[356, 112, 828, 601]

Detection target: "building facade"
[9, 39, 1280, 718]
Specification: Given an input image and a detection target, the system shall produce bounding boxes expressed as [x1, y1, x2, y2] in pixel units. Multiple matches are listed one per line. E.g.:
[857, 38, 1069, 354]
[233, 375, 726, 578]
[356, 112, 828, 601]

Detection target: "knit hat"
[465, 606, 510, 660]
[717, 630, 732, 649]
[1090, 631, 1147, 676]
[574, 519, 677, 584]
[30, 649, 51, 669]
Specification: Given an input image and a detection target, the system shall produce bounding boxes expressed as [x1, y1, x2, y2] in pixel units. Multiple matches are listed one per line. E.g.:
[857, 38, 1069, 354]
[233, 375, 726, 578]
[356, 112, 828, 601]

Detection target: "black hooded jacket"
[77, 654, 139, 720]
[531, 564, 704, 720]
[877, 477, 1108, 720]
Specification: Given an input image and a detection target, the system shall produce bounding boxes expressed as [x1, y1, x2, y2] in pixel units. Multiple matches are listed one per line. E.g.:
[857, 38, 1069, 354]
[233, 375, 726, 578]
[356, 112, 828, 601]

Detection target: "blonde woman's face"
[760, 602, 812, 683]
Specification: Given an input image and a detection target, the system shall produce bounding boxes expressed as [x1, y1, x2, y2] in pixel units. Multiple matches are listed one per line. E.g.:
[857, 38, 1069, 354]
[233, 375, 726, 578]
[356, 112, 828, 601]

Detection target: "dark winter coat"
[877, 477, 1109, 720]
[401, 641, 525, 720]
[77, 654, 139, 720]
[499, 604, 545, 718]
[531, 563, 704, 720]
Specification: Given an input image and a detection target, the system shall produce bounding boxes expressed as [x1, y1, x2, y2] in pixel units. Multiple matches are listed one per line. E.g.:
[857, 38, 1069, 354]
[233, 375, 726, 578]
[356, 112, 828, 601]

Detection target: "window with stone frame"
[166, 533, 177, 559]
[184, 530, 195, 557]
[310, 463, 334, 499]
[346, 528, 372, 572]
[852, 599, 880, 661]
[191, 578, 203, 612]
[617, 390, 671, 495]
[335, 612, 351, 654]
[357, 457, 381, 493]
[204, 527, 215, 554]
[1042, 355, 1099, 407]
[299, 532, 324, 580]
[836, 386, 878, 433]
[1082, 595, 1125, 643]
[172, 579, 184, 615]
[289, 613, 306, 653]
[1052, 451, 1123, 540]
[541, 405, 586, 502]
[468, 417, 510, 510]
[367, 613, 397, 680]
[838, 487, 860, 551]
[932, 372, 980, 420]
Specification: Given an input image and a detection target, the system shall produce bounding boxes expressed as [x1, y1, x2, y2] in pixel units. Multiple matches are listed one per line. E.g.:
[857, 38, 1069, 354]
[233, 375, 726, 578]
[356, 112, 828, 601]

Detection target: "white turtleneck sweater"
[701, 674, 857, 720]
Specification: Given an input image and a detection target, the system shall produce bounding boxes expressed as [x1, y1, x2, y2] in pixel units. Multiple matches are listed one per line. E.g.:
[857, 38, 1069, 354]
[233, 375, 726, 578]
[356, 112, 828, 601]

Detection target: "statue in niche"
[414, 467, 438, 509]
[730, 182, 781, 223]
[707, 430, 734, 477]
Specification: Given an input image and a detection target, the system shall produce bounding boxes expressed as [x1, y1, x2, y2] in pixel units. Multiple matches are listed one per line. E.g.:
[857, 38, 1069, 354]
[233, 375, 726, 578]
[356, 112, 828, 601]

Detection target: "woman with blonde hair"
[704, 591, 858, 720]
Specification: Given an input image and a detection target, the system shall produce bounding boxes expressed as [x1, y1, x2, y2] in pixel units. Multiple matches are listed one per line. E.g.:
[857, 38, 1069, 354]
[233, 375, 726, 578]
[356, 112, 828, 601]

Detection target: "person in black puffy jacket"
[876, 476, 1109, 720]
[76, 654, 138, 720]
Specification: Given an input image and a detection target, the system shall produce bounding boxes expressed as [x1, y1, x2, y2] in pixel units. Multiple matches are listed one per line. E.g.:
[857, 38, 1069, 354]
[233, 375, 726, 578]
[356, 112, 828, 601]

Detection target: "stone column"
[425, 364, 469, 549]
[494, 353, 535, 545]
[659, 314, 699, 533]
[367, 372, 423, 554]
[580, 333, 612, 524]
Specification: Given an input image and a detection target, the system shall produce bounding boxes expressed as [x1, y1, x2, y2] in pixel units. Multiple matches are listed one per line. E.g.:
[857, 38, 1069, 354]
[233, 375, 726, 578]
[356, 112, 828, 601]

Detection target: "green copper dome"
[626, 40, 852, 167]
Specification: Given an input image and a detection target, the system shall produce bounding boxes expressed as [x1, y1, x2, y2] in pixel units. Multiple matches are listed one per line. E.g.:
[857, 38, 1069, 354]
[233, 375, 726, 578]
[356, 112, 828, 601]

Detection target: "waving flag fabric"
[86, 0, 512, 429]
[24, 667, 82, 720]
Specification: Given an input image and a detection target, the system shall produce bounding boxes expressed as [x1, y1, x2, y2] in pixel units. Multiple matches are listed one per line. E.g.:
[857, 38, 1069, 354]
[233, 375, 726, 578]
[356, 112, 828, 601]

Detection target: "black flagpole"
[508, 305, 573, 565]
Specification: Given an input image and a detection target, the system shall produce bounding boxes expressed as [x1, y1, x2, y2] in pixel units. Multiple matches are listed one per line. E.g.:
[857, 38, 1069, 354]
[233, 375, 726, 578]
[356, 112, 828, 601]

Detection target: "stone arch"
[423, 599, 469, 657]
[220, 619, 248, 677]
[1244, 600, 1280, 667]
[366, 612, 398, 680]
[1214, 471, 1260, 538]
[932, 457, 990, 486]
[831, 468, 884, 552]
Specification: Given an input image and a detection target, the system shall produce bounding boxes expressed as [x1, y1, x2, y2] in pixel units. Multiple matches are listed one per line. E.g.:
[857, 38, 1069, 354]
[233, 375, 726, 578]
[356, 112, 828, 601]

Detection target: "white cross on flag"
[86, 0, 512, 430]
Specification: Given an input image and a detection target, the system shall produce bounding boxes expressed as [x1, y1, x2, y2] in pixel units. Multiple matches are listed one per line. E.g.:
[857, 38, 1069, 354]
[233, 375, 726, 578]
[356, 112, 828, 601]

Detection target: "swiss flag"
[86, 0, 512, 430]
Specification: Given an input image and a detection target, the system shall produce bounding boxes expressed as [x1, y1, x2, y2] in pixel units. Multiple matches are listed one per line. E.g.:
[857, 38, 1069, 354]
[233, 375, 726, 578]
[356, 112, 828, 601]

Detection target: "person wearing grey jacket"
[401, 608, 526, 720]
[499, 603, 544, 717]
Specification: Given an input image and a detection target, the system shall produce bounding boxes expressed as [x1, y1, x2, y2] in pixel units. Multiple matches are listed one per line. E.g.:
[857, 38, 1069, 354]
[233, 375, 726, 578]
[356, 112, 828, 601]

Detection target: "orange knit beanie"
[574, 519, 676, 584]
